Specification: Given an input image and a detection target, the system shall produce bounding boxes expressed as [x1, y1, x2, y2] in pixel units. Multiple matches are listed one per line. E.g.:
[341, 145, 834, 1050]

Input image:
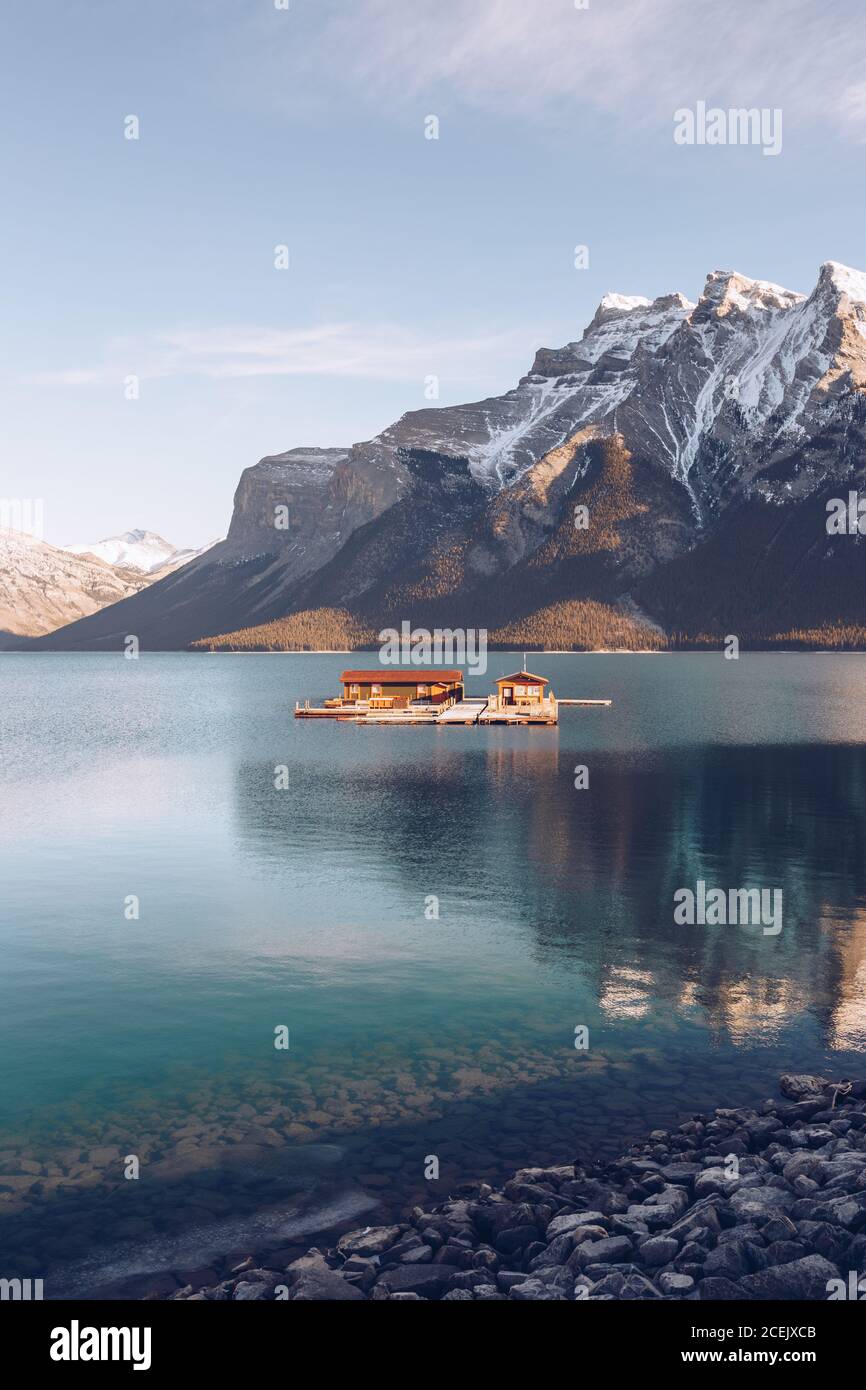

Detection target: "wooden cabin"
[335, 669, 464, 710]
[492, 670, 549, 711]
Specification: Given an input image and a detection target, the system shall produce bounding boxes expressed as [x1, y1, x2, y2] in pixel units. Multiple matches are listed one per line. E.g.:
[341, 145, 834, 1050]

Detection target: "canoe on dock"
[557, 698, 613, 706]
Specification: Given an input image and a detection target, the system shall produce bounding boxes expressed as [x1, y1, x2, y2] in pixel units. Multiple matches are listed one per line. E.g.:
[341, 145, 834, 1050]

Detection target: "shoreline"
[131, 1072, 866, 1303]
[8, 648, 866, 657]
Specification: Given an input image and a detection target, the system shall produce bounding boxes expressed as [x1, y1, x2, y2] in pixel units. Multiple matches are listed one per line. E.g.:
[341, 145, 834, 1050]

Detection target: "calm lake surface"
[1, 652, 866, 1288]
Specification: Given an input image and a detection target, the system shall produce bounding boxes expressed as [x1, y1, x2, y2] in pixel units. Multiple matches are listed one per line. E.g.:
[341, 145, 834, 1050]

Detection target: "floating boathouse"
[294, 665, 610, 724]
[336, 669, 463, 709]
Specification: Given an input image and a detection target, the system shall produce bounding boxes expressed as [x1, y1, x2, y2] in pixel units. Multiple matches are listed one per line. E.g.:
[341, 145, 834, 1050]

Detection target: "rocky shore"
[158, 1073, 866, 1302]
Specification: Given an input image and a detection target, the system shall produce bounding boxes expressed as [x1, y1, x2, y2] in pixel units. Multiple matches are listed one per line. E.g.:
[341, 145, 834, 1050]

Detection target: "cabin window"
[371, 684, 382, 696]
[349, 683, 359, 696]
[417, 684, 428, 695]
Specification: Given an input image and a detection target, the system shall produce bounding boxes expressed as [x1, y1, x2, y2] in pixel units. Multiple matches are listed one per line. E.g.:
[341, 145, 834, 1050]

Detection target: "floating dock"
[435, 699, 489, 724]
[295, 665, 611, 726]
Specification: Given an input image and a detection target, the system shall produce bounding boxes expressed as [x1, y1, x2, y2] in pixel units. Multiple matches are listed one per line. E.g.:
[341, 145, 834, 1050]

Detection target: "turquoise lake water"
[1, 652, 865, 1286]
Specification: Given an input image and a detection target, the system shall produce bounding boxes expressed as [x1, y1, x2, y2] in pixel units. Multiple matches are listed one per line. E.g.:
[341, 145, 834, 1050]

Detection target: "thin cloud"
[233, 0, 866, 140]
[836, 82, 866, 140]
[23, 320, 543, 388]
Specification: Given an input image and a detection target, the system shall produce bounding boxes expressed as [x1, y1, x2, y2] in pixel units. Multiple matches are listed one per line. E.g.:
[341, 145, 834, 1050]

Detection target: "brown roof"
[495, 671, 548, 685]
[341, 669, 463, 683]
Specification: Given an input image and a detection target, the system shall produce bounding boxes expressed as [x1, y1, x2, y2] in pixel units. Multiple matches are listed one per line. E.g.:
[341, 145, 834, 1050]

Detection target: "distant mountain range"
[63, 529, 213, 576]
[0, 531, 217, 642]
[19, 260, 866, 652]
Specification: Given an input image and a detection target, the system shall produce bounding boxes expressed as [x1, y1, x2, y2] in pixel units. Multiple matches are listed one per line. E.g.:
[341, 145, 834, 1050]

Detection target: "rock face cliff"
[30, 261, 866, 650]
[28, 447, 402, 650]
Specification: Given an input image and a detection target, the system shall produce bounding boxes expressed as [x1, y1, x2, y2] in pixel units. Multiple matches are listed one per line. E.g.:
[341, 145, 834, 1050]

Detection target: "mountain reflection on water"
[1, 653, 865, 1280]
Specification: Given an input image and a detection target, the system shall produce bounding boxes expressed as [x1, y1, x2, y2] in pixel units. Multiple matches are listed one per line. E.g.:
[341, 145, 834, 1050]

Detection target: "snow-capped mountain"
[2, 530, 220, 641]
[371, 259, 866, 514]
[0, 531, 149, 640]
[64, 530, 217, 575]
[29, 260, 866, 651]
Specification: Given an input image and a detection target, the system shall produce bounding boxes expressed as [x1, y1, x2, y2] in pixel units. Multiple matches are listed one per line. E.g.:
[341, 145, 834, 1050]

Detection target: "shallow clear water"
[1, 652, 865, 1283]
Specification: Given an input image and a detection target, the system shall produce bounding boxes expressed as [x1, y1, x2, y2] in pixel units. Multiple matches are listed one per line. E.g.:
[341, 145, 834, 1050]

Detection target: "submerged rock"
[111, 1074, 866, 1302]
[337, 1225, 401, 1257]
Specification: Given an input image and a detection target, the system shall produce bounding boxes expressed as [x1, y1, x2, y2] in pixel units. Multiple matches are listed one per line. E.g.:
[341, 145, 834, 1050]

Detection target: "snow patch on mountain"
[594, 292, 653, 322]
[65, 530, 218, 574]
[822, 260, 866, 306]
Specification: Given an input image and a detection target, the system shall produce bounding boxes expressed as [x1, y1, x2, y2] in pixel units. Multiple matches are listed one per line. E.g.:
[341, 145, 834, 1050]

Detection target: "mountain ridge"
[0, 529, 220, 642]
[23, 259, 866, 652]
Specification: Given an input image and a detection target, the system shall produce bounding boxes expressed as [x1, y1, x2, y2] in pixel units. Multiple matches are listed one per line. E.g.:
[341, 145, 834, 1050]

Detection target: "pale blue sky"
[2, 0, 865, 547]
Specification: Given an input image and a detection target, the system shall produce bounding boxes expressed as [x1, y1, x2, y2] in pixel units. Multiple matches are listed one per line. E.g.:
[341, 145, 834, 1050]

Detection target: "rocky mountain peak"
[589, 292, 652, 328]
[815, 260, 866, 307]
[586, 289, 693, 335]
[692, 269, 803, 321]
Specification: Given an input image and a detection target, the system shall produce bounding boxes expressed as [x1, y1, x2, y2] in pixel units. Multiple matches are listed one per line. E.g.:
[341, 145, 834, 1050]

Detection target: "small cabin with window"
[336, 669, 464, 710]
[492, 670, 549, 710]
